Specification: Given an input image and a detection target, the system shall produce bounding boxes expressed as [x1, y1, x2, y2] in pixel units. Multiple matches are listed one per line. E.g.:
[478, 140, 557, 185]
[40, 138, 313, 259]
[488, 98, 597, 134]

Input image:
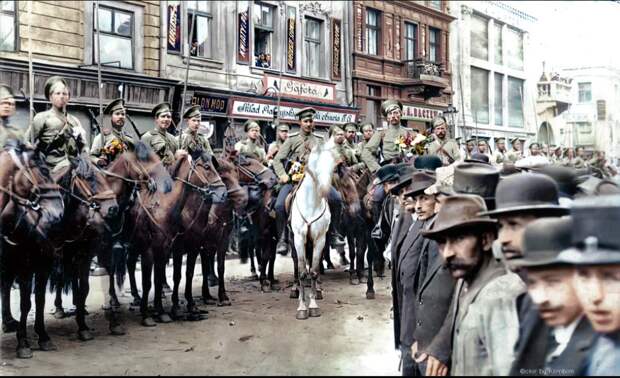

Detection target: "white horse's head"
[306, 139, 337, 198]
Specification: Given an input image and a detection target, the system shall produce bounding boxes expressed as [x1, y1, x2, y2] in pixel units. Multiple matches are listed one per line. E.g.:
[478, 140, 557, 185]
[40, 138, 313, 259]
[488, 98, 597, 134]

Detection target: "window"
[428, 27, 440, 62]
[494, 73, 503, 126]
[367, 85, 381, 126]
[304, 18, 322, 78]
[578, 82, 592, 103]
[253, 2, 274, 68]
[94, 5, 134, 69]
[508, 77, 524, 128]
[429, 0, 442, 11]
[0, 0, 16, 51]
[493, 22, 502, 65]
[506, 27, 523, 70]
[366, 8, 379, 55]
[471, 67, 489, 124]
[404, 22, 417, 61]
[187, 1, 212, 58]
[471, 14, 488, 61]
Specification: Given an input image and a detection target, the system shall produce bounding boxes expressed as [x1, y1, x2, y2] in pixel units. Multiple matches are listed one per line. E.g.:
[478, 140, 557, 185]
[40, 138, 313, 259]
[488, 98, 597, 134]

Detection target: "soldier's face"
[248, 128, 260, 140]
[50, 85, 69, 109]
[278, 130, 289, 141]
[438, 230, 494, 280]
[466, 142, 474, 152]
[530, 145, 541, 156]
[111, 110, 126, 128]
[345, 130, 356, 142]
[386, 109, 401, 126]
[333, 130, 345, 144]
[497, 142, 505, 151]
[478, 142, 487, 153]
[525, 266, 583, 327]
[0, 97, 16, 118]
[513, 141, 522, 151]
[300, 118, 314, 133]
[155, 112, 172, 130]
[434, 124, 447, 139]
[187, 117, 200, 132]
[573, 264, 620, 333]
[414, 193, 437, 220]
[576, 148, 584, 157]
[498, 214, 538, 263]
[363, 128, 374, 141]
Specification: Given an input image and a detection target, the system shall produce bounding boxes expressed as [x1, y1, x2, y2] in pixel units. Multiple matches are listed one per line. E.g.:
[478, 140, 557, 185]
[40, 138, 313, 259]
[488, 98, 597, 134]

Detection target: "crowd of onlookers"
[255, 52, 272, 68]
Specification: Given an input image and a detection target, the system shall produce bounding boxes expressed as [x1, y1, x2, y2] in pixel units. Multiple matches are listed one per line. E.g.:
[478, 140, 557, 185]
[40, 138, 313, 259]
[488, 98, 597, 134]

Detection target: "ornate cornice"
[299, 1, 329, 18]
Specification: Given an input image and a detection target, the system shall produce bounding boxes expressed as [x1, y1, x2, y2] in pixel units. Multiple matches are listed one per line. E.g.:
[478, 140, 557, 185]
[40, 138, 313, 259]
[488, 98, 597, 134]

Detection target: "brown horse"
[357, 169, 383, 299]
[50, 156, 118, 341]
[0, 144, 65, 359]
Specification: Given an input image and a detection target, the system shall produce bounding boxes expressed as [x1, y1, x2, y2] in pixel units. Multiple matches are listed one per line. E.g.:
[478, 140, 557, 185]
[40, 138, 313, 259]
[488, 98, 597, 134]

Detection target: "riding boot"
[275, 214, 289, 256]
[329, 206, 346, 249]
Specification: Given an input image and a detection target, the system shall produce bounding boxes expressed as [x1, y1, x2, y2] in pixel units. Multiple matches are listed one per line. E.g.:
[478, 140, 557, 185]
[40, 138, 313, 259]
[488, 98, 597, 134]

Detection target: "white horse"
[290, 139, 337, 320]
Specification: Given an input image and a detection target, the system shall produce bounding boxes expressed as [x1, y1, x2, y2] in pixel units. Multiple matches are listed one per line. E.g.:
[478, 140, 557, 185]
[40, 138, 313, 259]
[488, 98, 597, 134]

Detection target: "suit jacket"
[510, 302, 596, 376]
[390, 208, 413, 349]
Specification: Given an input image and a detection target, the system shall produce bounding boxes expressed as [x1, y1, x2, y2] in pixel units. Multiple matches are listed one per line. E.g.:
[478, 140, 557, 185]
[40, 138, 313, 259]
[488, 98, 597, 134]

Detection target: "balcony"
[537, 75, 573, 114]
[402, 58, 449, 99]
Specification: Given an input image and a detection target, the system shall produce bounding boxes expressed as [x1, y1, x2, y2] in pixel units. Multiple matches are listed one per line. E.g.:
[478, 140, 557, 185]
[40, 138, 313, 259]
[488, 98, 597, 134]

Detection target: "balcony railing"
[403, 58, 444, 80]
[537, 81, 572, 105]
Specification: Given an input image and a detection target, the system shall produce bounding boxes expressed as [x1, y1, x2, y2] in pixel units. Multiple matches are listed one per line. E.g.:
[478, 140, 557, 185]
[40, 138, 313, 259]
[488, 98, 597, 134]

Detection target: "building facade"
[0, 0, 178, 140]
[349, 0, 455, 133]
[449, 1, 537, 151]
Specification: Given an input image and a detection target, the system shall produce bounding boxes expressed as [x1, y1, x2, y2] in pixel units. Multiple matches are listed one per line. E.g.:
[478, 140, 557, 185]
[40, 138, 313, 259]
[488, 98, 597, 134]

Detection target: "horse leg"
[199, 250, 216, 305]
[16, 273, 33, 359]
[249, 246, 259, 281]
[289, 242, 300, 299]
[171, 250, 182, 319]
[205, 250, 218, 288]
[216, 241, 231, 307]
[294, 233, 308, 320]
[348, 235, 358, 285]
[108, 272, 120, 309]
[107, 269, 126, 336]
[185, 250, 206, 321]
[75, 257, 94, 341]
[127, 248, 141, 307]
[153, 257, 172, 323]
[258, 243, 270, 292]
[34, 268, 56, 351]
[308, 231, 326, 317]
[1, 270, 18, 333]
[139, 252, 155, 327]
[356, 229, 367, 284]
[53, 278, 66, 319]
[323, 244, 335, 270]
[366, 236, 376, 300]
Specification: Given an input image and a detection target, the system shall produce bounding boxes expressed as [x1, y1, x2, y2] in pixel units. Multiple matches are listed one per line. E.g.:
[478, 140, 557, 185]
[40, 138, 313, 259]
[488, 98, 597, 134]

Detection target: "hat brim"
[421, 219, 498, 240]
[478, 204, 569, 217]
[389, 177, 412, 195]
[556, 248, 620, 266]
[510, 251, 571, 269]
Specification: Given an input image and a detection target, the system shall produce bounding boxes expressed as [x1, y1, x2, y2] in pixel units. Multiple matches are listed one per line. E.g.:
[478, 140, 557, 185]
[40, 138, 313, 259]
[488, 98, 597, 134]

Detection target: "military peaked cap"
[44, 76, 69, 100]
[296, 107, 316, 121]
[183, 105, 201, 119]
[381, 99, 403, 117]
[152, 102, 172, 118]
[104, 98, 125, 115]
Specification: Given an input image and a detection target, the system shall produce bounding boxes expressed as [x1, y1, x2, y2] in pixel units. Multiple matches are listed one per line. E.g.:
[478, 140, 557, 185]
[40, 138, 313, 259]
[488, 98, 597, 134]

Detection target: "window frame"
[506, 26, 524, 71]
[93, 4, 135, 70]
[0, 0, 18, 52]
[470, 13, 489, 61]
[365, 8, 380, 56]
[404, 21, 418, 61]
[303, 16, 323, 78]
[493, 21, 503, 65]
[578, 82, 592, 103]
[428, 27, 440, 63]
[494, 72, 504, 126]
[252, 1, 276, 70]
[186, 1, 214, 59]
[507, 76, 524, 128]
[428, 0, 442, 11]
[470, 66, 490, 124]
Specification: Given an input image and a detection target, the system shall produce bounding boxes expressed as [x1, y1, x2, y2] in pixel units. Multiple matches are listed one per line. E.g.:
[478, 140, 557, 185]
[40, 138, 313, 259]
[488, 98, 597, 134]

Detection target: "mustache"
[444, 259, 471, 271]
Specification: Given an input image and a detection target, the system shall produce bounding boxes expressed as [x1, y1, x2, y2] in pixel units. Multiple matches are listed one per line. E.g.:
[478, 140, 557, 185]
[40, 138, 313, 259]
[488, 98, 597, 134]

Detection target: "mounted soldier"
[235, 119, 267, 164]
[330, 124, 361, 168]
[179, 105, 213, 155]
[425, 115, 460, 166]
[0, 84, 24, 148]
[26, 76, 89, 173]
[355, 121, 375, 160]
[272, 107, 346, 255]
[90, 98, 136, 167]
[140, 102, 187, 167]
[266, 122, 289, 163]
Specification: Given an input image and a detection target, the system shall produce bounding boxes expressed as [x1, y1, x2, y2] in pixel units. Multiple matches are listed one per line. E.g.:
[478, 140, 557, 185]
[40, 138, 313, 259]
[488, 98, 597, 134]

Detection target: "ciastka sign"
[230, 99, 356, 125]
[263, 74, 336, 104]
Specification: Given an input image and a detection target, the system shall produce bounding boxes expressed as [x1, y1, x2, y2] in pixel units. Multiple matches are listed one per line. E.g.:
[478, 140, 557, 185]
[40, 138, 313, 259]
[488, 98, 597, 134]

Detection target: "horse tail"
[49, 255, 75, 295]
[113, 244, 127, 288]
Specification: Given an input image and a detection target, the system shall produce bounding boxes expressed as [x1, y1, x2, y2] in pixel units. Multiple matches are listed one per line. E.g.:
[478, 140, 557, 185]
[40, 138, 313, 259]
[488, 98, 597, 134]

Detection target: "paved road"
[0, 250, 400, 375]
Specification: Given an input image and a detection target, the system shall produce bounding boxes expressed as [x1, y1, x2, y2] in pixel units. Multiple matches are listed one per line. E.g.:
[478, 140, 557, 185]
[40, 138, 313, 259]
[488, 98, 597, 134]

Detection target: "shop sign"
[237, 1, 250, 64]
[167, 1, 181, 53]
[230, 100, 356, 125]
[331, 18, 342, 80]
[286, 7, 296, 73]
[263, 74, 336, 103]
[402, 105, 443, 121]
[191, 94, 229, 115]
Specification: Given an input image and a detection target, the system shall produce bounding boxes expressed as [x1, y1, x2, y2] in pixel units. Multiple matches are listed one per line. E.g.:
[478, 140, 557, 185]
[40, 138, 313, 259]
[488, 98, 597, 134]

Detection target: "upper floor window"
[253, 2, 274, 68]
[94, 5, 134, 69]
[404, 22, 417, 61]
[365, 8, 380, 56]
[579, 82, 592, 103]
[428, 27, 440, 63]
[187, 1, 212, 59]
[493, 22, 503, 65]
[428, 0, 442, 11]
[508, 76, 524, 128]
[0, 0, 17, 52]
[506, 27, 523, 70]
[471, 13, 488, 61]
[304, 18, 322, 78]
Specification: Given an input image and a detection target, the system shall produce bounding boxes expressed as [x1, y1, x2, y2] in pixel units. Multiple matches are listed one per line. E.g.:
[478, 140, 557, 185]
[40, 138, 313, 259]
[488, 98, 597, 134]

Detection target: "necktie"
[545, 330, 560, 363]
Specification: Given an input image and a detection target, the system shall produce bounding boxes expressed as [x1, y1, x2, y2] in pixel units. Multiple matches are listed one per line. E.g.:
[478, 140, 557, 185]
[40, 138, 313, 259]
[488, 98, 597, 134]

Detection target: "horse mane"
[135, 141, 152, 162]
[169, 155, 186, 178]
[73, 155, 98, 191]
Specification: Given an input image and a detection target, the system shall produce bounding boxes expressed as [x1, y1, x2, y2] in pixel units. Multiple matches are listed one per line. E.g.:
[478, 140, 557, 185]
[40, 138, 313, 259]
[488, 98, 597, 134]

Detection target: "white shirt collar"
[549, 315, 583, 358]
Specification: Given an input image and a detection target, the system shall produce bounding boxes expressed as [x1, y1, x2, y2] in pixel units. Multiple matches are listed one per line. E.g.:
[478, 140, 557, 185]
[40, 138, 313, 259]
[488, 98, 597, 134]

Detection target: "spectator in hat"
[425, 116, 461, 166]
[477, 139, 493, 162]
[509, 217, 596, 376]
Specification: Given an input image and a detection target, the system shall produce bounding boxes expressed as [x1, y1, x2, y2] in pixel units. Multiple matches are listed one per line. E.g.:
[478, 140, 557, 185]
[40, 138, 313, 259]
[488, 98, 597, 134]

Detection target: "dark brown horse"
[357, 169, 383, 299]
[0, 145, 65, 359]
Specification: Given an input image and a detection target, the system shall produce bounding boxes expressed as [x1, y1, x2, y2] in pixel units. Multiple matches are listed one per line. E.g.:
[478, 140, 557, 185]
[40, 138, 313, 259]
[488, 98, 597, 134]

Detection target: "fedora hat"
[557, 195, 620, 265]
[440, 162, 499, 200]
[512, 217, 574, 268]
[421, 194, 497, 240]
[373, 164, 400, 185]
[402, 171, 436, 198]
[414, 155, 443, 172]
[479, 172, 569, 217]
[389, 163, 417, 195]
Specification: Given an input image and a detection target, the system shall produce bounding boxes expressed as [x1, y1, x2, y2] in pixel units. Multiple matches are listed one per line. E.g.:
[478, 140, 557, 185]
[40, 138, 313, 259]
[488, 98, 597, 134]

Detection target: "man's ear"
[481, 231, 496, 252]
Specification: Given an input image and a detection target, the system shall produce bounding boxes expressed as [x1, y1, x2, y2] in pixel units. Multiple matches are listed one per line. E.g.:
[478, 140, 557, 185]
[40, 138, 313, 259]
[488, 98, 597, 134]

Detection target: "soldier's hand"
[175, 149, 189, 160]
[279, 174, 290, 184]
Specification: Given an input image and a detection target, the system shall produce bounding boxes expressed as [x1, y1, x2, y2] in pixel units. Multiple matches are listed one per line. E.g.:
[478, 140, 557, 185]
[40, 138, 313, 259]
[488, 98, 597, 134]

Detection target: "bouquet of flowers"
[288, 161, 305, 182]
[102, 138, 127, 160]
[396, 133, 429, 156]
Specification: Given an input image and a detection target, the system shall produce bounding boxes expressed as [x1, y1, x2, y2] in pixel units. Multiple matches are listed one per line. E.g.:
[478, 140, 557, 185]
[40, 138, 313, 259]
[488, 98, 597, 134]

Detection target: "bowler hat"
[44, 76, 69, 100]
[448, 162, 499, 200]
[414, 155, 443, 172]
[421, 194, 497, 239]
[183, 105, 201, 119]
[557, 195, 620, 265]
[296, 107, 316, 121]
[374, 164, 400, 185]
[402, 171, 436, 198]
[0, 84, 14, 100]
[152, 102, 172, 118]
[466, 152, 490, 164]
[389, 164, 417, 195]
[512, 217, 574, 268]
[243, 120, 261, 132]
[535, 165, 579, 198]
[479, 172, 569, 217]
[104, 98, 125, 115]
[577, 176, 620, 196]
[381, 99, 403, 117]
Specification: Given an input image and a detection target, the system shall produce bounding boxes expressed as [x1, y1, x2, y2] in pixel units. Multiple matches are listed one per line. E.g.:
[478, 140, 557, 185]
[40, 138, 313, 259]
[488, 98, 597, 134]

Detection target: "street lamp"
[444, 103, 458, 139]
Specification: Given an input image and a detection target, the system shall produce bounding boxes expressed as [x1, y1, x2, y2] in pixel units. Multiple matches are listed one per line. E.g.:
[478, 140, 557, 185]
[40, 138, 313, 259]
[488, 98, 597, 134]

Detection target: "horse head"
[181, 149, 228, 205]
[236, 155, 277, 190]
[214, 157, 248, 213]
[306, 140, 337, 198]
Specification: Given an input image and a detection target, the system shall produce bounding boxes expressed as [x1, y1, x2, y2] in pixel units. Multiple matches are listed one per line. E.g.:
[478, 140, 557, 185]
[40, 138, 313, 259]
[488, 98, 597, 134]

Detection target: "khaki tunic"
[272, 131, 323, 178]
[335, 141, 359, 166]
[491, 150, 508, 165]
[90, 128, 136, 159]
[179, 129, 213, 155]
[562, 156, 585, 169]
[426, 138, 461, 165]
[506, 151, 523, 163]
[0, 118, 25, 148]
[235, 138, 266, 164]
[267, 139, 285, 160]
[26, 107, 89, 172]
[140, 128, 178, 166]
[361, 126, 414, 173]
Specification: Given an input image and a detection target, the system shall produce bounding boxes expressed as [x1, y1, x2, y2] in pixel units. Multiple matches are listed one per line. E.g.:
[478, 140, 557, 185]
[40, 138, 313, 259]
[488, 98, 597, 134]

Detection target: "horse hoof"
[309, 308, 321, 317]
[261, 283, 272, 293]
[2, 319, 18, 333]
[38, 339, 58, 351]
[156, 313, 173, 323]
[296, 310, 309, 320]
[141, 317, 157, 327]
[289, 289, 299, 299]
[217, 299, 231, 307]
[130, 298, 141, 307]
[16, 346, 33, 359]
[77, 330, 94, 341]
[109, 324, 126, 336]
[366, 291, 375, 300]
[202, 297, 217, 306]
[350, 277, 360, 286]
[316, 290, 323, 300]
[53, 308, 66, 319]
[359, 276, 368, 284]
[207, 276, 218, 287]
[170, 307, 185, 320]
[186, 312, 207, 322]
[250, 273, 259, 281]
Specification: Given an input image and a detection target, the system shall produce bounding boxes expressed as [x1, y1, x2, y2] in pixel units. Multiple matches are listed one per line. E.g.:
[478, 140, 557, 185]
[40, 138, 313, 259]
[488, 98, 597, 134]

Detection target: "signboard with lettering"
[286, 7, 296, 73]
[401, 104, 443, 122]
[237, 1, 250, 64]
[167, 1, 181, 53]
[230, 98, 356, 126]
[263, 74, 336, 104]
[191, 94, 229, 115]
[331, 19, 342, 81]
